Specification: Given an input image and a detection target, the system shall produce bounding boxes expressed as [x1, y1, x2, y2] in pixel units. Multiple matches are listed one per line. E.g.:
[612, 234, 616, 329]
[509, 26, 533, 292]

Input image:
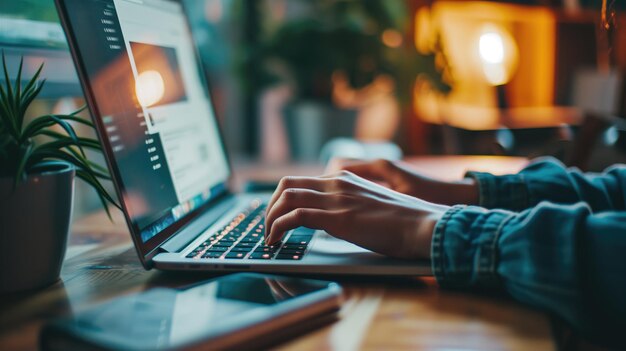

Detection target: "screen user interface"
[62, 0, 230, 243]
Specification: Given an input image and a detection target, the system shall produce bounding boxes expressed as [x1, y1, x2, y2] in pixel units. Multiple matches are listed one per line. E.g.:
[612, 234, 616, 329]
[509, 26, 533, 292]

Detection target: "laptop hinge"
[159, 193, 239, 253]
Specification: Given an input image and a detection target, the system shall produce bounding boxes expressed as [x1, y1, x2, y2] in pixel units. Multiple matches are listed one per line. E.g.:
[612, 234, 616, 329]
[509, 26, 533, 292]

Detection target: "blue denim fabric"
[432, 157, 626, 344]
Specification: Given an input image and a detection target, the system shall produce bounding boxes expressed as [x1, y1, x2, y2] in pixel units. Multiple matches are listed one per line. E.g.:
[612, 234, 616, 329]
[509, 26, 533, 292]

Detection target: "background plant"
[0, 54, 119, 217]
[237, 0, 452, 103]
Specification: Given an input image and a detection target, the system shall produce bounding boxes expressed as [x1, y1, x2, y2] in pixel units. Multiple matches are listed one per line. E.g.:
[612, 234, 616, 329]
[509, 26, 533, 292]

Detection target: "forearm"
[466, 157, 626, 212]
[432, 203, 626, 346]
[424, 177, 479, 206]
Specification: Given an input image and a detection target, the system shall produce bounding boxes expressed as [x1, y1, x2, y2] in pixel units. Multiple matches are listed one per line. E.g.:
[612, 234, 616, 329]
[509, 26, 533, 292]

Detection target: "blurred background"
[1, 0, 626, 219]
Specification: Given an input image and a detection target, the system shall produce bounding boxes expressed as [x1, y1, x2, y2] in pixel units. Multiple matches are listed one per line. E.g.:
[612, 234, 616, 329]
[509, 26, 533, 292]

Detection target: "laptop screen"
[58, 0, 231, 248]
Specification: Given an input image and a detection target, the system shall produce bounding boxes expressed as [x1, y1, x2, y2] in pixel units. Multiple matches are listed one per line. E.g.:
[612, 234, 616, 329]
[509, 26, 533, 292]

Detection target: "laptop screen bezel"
[55, 0, 236, 268]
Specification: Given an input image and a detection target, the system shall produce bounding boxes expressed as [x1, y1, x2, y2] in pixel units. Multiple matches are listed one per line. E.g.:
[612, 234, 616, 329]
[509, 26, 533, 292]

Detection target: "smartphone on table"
[40, 273, 343, 351]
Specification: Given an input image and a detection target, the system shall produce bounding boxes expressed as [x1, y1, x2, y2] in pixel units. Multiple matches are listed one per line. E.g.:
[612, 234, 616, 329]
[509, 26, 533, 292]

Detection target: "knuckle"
[293, 208, 308, 221]
[331, 177, 345, 190]
[280, 176, 294, 186]
[283, 187, 299, 200]
[339, 170, 353, 177]
[335, 193, 352, 206]
[277, 177, 289, 189]
[271, 215, 283, 229]
[337, 177, 354, 190]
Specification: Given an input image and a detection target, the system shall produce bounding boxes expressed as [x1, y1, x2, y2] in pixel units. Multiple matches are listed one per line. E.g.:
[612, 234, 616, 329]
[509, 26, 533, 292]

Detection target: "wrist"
[420, 178, 479, 206]
[412, 208, 446, 259]
[451, 178, 479, 206]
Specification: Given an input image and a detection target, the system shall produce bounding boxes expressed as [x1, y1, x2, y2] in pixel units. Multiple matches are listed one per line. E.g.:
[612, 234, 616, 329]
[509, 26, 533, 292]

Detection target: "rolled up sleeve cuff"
[431, 205, 514, 289]
[465, 171, 529, 211]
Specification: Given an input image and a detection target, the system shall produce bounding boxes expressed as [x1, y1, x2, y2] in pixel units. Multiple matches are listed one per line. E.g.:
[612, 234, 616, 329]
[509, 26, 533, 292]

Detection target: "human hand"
[332, 159, 479, 206]
[264, 171, 449, 259]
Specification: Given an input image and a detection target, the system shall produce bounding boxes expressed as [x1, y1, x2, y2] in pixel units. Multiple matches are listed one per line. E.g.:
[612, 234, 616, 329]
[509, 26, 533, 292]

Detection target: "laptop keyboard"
[185, 200, 314, 261]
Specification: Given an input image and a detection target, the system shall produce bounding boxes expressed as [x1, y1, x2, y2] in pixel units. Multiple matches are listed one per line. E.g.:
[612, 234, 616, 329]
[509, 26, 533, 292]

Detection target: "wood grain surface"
[1, 156, 556, 351]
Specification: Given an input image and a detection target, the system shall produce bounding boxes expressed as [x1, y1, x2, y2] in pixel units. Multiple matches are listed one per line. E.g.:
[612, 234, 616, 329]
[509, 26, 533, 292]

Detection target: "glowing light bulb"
[479, 32, 505, 64]
[135, 70, 165, 107]
[477, 25, 518, 86]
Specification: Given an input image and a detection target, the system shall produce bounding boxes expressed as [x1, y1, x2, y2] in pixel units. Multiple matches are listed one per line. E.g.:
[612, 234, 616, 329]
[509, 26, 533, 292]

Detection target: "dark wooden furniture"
[1, 156, 560, 351]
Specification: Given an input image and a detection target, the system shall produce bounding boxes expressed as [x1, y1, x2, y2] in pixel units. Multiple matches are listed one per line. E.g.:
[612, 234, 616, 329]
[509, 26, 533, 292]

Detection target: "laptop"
[55, 0, 431, 276]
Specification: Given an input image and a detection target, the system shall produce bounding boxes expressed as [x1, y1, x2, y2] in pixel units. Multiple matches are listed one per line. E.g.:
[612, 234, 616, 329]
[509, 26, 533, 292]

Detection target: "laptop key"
[225, 252, 246, 259]
[201, 251, 222, 259]
[235, 242, 255, 248]
[248, 252, 273, 260]
[230, 247, 253, 253]
[206, 246, 228, 252]
[211, 242, 233, 248]
[278, 249, 304, 255]
[275, 253, 303, 260]
[281, 244, 306, 251]
[286, 236, 311, 245]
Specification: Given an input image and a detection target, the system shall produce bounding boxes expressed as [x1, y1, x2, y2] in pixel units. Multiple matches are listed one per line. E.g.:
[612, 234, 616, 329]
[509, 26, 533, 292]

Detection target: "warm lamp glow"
[135, 70, 165, 107]
[413, 2, 557, 127]
[479, 32, 505, 64]
[477, 25, 518, 86]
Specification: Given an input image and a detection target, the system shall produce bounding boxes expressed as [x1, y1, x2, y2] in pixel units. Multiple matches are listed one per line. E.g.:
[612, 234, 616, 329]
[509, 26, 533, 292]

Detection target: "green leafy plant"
[238, 0, 451, 103]
[0, 53, 119, 217]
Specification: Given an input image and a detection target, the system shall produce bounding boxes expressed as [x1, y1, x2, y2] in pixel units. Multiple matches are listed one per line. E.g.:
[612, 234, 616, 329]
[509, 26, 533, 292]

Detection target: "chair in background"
[566, 69, 625, 171]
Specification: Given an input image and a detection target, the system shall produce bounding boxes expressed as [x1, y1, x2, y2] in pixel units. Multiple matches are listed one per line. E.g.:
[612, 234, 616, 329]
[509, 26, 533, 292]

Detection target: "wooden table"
[0, 156, 557, 351]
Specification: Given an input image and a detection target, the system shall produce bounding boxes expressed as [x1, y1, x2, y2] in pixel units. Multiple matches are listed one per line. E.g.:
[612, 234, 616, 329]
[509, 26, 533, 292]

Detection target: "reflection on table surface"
[1, 156, 554, 351]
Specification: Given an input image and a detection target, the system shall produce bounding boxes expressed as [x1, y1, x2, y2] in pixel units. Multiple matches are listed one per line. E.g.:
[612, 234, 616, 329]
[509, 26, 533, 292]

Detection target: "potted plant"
[0, 55, 118, 293]
[238, 0, 451, 159]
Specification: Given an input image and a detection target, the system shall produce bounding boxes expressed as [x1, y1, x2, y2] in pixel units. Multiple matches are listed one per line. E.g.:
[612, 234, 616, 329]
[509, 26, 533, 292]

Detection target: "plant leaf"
[18, 79, 45, 124]
[1, 51, 14, 107]
[1, 55, 117, 220]
[14, 57, 23, 116]
[37, 131, 109, 173]
[63, 148, 111, 179]
[0, 77, 18, 137]
[28, 148, 119, 208]
[70, 105, 88, 116]
[28, 148, 109, 180]
[64, 146, 110, 175]
[19, 62, 43, 99]
[14, 142, 33, 186]
[47, 115, 85, 157]
[76, 169, 114, 219]
[37, 130, 101, 149]
[73, 167, 118, 207]
[22, 114, 79, 144]
[58, 114, 94, 127]
[22, 114, 95, 139]
[37, 137, 101, 154]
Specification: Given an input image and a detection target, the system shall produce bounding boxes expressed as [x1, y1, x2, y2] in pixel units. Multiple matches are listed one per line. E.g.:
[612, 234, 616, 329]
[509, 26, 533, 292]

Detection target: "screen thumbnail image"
[130, 42, 188, 108]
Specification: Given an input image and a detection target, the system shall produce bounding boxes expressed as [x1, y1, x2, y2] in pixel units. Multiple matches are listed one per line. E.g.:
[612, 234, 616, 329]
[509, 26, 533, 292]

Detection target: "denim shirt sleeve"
[466, 157, 626, 212]
[432, 206, 626, 344]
